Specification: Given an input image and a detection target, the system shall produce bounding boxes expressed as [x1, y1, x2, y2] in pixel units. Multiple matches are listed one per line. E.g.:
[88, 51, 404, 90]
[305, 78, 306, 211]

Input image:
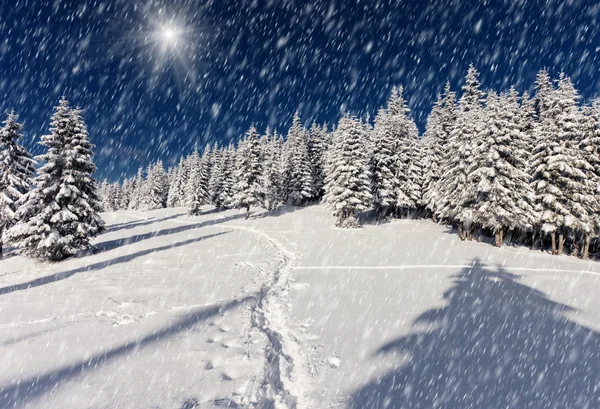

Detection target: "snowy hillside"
[2, 205, 600, 409]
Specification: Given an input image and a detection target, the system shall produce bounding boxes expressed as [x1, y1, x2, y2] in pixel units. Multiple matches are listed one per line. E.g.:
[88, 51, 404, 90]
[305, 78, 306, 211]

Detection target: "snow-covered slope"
[2, 205, 600, 409]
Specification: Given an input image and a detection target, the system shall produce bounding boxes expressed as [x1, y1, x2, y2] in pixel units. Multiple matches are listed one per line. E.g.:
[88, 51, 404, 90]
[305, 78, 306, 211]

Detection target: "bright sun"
[161, 26, 179, 45]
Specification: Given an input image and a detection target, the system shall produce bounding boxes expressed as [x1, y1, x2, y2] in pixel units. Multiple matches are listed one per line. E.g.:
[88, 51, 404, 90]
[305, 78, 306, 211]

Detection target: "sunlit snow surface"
[2, 205, 600, 408]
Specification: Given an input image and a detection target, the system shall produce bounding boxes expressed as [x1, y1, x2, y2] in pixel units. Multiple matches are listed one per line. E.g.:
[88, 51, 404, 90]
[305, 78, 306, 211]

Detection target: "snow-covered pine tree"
[531, 74, 597, 255]
[259, 131, 282, 211]
[286, 112, 314, 205]
[421, 83, 457, 218]
[324, 115, 372, 228]
[140, 161, 167, 211]
[307, 123, 329, 200]
[110, 182, 122, 211]
[100, 180, 112, 211]
[184, 149, 201, 207]
[386, 86, 421, 216]
[279, 134, 292, 204]
[208, 145, 224, 208]
[128, 167, 145, 210]
[220, 144, 237, 209]
[187, 149, 209, 216]
[534, 69, 553, 120]
[200, 145, 212, 200]
[4, 97, 103, 261]
[233, 126, 263, 219]
[371, 109, 399, 219]
[167, 159, 184, 207]
[436, 65, 485, 239]
[67, 107, 105, 236]
[0, 111, 36, 256]
[466, 91, 537, 247]
[580, 99, 600, 258]
[120, 178, 134, 210]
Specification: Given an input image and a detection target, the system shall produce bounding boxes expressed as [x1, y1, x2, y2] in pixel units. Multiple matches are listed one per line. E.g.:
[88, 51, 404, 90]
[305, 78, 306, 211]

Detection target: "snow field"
[2, 204, 600, 408]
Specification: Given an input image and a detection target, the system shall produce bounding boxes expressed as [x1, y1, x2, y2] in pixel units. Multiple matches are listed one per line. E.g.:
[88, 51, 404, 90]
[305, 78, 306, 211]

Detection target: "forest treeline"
[2, 66, 600, 261]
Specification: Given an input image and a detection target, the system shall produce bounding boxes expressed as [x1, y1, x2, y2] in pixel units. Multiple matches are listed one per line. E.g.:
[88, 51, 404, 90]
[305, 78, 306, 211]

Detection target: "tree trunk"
[558, 233, 565, 255]
[583, 234, 591, 260]
[551, 231, 557, 255]
[467, 227, 473, 241]
[245, 206, 250, 220]
[495, 228, 503, 247]
[459, 223, 465, 241]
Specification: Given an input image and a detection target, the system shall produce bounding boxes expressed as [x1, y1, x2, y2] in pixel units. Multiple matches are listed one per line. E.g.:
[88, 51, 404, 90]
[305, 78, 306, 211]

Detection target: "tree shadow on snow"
[105, 213, 186, 233]
[0, 231, 231, 296]
[348, 258, 600, 409]
[0, 295, 256, 409]
[95, 213, 245, 253]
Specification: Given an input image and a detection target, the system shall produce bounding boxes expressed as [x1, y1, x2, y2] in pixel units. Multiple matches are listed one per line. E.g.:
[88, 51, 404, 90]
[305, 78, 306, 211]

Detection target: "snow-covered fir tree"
[0, 111, 36, 256]
[140, 161, 168, 211]
[184, 149, 202, 207]
[120, 178, 134, 210]
[208, 146, 224, 207]
[385, 86, 422, 216]
[167, 159, 185, 207]
[128, 167, 145, 210]
[4, 97, 104, 261]
[285, 112, 314, 205]
[324, 115, 372, 228]
[187, 148, 209, 216]
[68, 107, 105, 236]
[436, 65, 485, 238]
[233, 126, 263, 219]
[466, 91, 537, 247]
[259, 131, 282, 211]
[421, 83, 457, 217]
[199, 145, 212, 199]
[370, 109, 399, 218]
[531, 74, 597, 255]
[307, 123, 329, 200]
[580, 99, 600, 258]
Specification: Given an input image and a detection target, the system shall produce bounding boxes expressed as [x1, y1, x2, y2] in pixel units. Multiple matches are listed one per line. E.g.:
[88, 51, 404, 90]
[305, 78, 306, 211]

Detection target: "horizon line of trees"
[100, 65, 600, 260]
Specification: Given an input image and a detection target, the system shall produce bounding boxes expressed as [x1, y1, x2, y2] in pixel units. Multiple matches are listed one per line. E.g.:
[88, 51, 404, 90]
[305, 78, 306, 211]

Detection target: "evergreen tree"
[120, 178, 134, 209]
[324, 115, 372, 228]
[4, 97, 104, 261]
[467, 91, 537, 246]
[421, 83, 457, 217]
[68, 107, 105, 236]
[187, 149, 209, 216]
[437, 65, 485, 239]
[286, 112, 314, 205]
[184, 149, 202, 207]
[260, 132, 282, 211]
[580, 99, 600, 258]
[233, 126, 263, 219]
[141, 160, 168, 211]
[0, 111, 36, 256]
[531, 74, 597, 255]
[388, 86, 421, 215]
[208, 146, 225, 208]
[371, 109, 399, 218]
[167, 159, 185, 207]
[128, 167, 145, 210]
[307, 123, 329, 200]
[220, 144, 237, 209]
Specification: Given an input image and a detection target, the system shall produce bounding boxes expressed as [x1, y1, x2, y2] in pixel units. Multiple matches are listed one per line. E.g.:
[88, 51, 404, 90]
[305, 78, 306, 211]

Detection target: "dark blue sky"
[0, 0, 599, 181]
